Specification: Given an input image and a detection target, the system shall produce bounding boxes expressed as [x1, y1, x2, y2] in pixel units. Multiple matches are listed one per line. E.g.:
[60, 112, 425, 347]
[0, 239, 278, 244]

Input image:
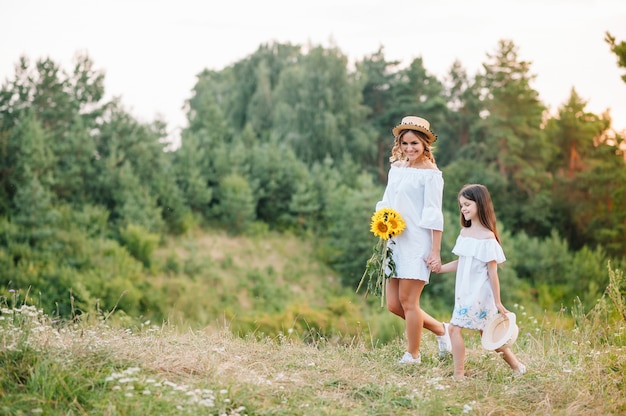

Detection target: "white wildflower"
[118, 378, 136, 384]
[198, 399, 215, 407]
[463, 400, 476, 413]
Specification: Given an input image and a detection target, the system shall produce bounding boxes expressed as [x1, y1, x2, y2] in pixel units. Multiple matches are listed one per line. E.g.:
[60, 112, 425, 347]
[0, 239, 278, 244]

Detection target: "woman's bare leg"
[398, 279, 426, 357]
[422, 310, 445, 336]
[386, 278, 404, 318]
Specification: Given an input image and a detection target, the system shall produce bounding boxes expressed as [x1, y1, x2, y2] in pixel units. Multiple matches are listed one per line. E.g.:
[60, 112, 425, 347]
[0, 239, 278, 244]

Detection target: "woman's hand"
[425, 254, 441, 273]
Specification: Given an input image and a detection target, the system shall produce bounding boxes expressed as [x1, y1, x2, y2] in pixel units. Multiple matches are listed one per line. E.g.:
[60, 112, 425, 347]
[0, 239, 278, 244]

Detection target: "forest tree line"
[1, 36, 625, 323]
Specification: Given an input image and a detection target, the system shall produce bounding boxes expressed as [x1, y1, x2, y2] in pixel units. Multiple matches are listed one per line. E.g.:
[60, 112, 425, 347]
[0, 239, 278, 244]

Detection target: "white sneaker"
[398, 351, 421, 364]
[513, 363, 527, 376]
[437, 323, 452, 357]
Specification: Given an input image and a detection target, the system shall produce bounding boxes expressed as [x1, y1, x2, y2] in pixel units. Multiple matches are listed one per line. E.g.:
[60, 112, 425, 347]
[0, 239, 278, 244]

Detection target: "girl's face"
[459, 196, 478, 223]
[400, 131, 425, 163]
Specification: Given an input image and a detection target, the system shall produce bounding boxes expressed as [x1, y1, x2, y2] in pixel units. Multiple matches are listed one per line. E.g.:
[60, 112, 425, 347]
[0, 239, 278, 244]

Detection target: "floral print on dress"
[449, 235, 506, 330]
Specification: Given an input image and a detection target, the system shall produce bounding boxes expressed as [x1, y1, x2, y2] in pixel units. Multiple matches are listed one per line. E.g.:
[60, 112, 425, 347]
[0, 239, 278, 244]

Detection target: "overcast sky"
[2, 0, 626, 141]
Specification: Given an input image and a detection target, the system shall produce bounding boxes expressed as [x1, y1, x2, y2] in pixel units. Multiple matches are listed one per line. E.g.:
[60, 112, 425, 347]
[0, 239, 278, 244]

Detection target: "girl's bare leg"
[449, 324, 466, 379]
[495, 346, 523, 371]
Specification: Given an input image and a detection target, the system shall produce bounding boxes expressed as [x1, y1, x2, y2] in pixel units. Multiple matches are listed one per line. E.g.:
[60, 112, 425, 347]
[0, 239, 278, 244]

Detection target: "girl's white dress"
[449, 235, 506, 330]
[376, 165, 444, 282]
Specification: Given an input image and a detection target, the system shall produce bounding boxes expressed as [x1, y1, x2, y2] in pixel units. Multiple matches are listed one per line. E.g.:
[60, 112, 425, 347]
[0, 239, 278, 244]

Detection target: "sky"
[2, 0, 626, 143]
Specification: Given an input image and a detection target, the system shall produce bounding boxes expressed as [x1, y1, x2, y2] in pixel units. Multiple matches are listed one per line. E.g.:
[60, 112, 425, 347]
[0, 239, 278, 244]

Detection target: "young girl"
[436, 184, 525, 379]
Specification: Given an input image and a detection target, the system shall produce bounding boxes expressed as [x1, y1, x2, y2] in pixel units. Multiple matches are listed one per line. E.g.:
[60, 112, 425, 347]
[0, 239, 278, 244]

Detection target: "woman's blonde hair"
[389, 130, 436, 164]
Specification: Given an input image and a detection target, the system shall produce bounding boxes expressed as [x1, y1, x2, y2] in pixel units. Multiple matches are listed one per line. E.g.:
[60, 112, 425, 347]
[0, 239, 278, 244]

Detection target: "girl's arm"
[437, 259, 458, 273]
[487, 260, 509, 315]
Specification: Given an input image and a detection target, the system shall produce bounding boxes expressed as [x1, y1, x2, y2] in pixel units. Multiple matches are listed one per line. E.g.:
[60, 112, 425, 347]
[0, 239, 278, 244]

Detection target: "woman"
[376, 115, 451, 364]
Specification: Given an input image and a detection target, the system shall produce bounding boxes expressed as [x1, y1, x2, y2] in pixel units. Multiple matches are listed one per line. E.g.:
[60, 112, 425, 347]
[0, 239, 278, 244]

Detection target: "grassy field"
[1, 301, 625, 415]
[1, 231, 625, 415]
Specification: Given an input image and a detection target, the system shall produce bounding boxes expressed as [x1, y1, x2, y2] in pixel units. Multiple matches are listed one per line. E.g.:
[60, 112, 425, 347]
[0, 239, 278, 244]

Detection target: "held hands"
[425, 255, 441, 273]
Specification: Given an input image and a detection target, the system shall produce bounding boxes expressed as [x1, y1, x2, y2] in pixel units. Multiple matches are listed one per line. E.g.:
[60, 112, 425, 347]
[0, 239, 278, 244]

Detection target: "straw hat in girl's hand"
[481, 312, 519, 350]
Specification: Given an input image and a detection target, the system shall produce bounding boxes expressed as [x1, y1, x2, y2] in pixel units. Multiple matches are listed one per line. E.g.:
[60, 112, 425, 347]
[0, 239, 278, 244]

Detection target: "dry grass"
[3, 302, 624, 415]
[3, 234, 625, 415]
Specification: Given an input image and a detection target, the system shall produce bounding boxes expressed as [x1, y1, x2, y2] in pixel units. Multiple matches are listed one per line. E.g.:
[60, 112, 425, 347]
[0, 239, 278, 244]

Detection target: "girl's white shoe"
[513, 363, 527, 376]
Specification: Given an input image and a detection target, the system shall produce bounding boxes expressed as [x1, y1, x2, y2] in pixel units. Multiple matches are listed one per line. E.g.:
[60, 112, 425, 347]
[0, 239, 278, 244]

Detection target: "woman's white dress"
[376, 165, 444, 282]
[449, 235, 506, 330]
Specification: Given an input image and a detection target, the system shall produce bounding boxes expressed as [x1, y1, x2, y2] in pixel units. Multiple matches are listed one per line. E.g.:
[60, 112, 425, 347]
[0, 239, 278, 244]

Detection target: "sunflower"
[357, 207, 407, 306]
[370, 217, 390, 239]
[386, 211, 406, 237]
[369, 208, 406, 240]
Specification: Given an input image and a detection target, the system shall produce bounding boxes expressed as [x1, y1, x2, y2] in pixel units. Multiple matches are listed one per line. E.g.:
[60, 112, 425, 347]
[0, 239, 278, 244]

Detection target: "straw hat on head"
[392, 116, 437, 143]
[481, 312, 520, 350]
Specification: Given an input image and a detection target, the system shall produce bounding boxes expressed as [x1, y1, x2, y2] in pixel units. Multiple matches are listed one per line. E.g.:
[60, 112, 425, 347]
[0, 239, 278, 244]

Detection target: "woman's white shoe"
[398, 351, 421, 364]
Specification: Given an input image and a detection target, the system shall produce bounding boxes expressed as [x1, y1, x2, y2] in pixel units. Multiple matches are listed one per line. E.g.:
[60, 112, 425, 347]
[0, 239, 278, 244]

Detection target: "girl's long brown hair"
[458, 184, 500, 243]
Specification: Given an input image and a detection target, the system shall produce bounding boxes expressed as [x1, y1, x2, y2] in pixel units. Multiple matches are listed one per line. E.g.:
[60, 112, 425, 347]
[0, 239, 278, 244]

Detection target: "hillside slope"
[1, 298, 624, 415]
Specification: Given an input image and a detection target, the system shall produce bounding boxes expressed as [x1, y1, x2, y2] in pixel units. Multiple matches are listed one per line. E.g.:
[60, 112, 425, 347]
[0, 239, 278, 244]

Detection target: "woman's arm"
[427, 229, 442, 263]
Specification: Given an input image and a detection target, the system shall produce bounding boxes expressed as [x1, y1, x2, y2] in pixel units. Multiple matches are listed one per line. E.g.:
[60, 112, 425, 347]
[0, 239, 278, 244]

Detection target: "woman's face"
[400, 131, 425, 163]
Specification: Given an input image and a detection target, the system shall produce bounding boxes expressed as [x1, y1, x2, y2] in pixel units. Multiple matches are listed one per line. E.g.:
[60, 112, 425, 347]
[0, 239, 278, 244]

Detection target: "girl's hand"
[496, 303, 509, 316]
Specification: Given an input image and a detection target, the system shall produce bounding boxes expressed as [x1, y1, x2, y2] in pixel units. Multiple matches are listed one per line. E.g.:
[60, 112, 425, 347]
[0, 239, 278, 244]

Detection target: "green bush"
[119, 223, 160, 268]
[215, 173, 256, 234]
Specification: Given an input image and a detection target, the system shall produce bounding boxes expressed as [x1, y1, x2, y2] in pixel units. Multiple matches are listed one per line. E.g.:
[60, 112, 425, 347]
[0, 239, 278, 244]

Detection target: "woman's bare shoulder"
[422, 160, 440, 171]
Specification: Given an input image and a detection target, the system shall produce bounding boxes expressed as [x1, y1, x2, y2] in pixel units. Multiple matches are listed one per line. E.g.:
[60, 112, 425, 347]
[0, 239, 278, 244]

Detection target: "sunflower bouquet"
[356, 207, 406, 306]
